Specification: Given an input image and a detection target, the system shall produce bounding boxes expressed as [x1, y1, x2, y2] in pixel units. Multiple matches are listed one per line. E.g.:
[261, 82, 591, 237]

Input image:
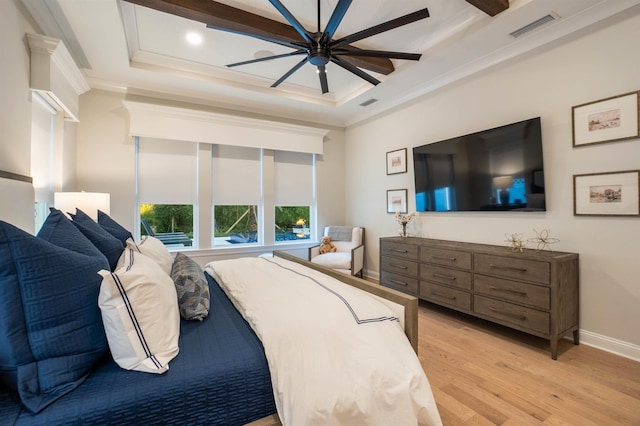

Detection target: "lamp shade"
[54, 192, 110, 221]
[493, 176, 514, 190]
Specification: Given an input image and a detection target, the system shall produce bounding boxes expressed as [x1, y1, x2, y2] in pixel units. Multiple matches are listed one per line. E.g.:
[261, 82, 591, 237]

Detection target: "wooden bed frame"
[248, 251, 420, 426]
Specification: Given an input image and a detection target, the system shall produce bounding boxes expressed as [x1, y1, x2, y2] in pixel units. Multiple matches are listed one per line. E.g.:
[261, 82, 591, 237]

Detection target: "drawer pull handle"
[488, 306, 527, 321]
[489, 263, 528, 273]
[433, 291, 456, 301]
[432, 255, 457, 262]
[390, 264, 408, 270]
[390, 248, 408, 253]
[389, 279, 408, 286]
[489, 286, 527, 297]
[432, 273, 456, 281]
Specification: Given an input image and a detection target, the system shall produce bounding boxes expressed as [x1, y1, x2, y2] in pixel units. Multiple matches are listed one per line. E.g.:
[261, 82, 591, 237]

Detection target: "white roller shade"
[274, 151, 314, 206]
[31, 93, 55, 204]
[212, 145, 260, 205]
[138, 137, 197, 205]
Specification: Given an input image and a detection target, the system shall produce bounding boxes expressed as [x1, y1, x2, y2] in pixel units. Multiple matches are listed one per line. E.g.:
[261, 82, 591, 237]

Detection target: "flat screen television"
[413, 117, 545, 212]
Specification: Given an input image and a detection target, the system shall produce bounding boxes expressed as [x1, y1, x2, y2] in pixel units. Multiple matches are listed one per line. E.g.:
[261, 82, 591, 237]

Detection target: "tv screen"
[413, 117, 545, 212]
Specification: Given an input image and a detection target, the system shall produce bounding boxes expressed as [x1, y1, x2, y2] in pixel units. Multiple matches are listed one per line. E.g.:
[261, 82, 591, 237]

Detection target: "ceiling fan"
[125, 0, 430, 94]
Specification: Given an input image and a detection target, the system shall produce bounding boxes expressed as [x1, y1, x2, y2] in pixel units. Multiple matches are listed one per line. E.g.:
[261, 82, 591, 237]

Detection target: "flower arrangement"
[395, 211, 416, 237]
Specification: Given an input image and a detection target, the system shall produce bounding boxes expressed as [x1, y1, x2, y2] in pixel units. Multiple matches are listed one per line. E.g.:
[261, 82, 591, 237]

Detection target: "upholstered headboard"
[0, 170, 35, 233]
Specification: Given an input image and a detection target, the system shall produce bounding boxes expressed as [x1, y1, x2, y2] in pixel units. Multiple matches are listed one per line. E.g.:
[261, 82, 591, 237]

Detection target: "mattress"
[1, 273, 276, 426]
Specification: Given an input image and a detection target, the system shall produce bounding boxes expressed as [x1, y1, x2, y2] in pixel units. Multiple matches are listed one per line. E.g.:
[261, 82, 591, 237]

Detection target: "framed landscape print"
[386, 148, 407, 175]
[387, 189, 408, 213]
[573, 170, 640, 216]
[572, 91, 640, 147]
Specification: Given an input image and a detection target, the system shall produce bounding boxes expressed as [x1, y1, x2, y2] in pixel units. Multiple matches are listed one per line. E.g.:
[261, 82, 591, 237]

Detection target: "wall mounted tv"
[413, 117, 545, 212]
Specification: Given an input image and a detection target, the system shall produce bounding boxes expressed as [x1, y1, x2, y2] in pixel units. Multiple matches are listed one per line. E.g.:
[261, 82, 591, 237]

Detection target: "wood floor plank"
[415, 300, 640, 425]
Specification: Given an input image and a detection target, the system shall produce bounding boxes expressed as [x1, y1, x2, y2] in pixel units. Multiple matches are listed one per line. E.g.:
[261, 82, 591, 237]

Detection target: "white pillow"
[98, 248, 180, 374]
[125, 236, 173, 275]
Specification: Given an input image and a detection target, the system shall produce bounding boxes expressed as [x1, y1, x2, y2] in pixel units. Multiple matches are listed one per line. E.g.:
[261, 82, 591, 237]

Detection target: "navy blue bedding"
[0, 273, 276, 426]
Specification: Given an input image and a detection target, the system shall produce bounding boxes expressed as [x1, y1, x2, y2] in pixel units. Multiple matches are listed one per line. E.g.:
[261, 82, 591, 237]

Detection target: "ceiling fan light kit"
[125, 0, 430, 94]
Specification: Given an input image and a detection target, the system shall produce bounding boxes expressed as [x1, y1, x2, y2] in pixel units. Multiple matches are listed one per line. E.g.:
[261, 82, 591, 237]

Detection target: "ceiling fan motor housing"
[309, 46, 330, 66]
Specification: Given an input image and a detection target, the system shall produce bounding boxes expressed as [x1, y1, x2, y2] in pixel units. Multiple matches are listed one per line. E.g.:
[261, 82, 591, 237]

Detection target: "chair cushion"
[0, 221, 108, 413]
[325, 226, 355, 242]
[310, 252, 352, 270]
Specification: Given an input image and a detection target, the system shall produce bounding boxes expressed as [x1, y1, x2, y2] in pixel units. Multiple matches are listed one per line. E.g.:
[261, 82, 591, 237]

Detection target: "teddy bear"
[319, 236, 337, 254]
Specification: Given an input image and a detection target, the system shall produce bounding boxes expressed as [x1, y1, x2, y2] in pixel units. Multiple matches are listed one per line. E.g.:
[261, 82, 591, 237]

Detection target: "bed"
[0, 174, 441, 425]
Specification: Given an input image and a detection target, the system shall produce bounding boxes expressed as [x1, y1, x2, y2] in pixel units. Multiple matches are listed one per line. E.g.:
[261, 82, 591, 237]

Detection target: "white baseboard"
[578, 330, 640, 362]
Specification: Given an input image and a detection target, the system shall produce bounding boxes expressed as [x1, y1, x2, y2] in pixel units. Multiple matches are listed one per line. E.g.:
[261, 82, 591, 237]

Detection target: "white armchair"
[309, 226, 365, 277]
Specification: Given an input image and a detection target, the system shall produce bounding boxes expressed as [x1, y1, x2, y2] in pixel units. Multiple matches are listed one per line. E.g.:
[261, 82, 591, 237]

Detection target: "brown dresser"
[380, 237, 579, 359]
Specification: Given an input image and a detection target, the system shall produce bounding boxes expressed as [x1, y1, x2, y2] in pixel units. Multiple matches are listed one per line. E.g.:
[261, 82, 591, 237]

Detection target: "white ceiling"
[21, 0, 640, 127]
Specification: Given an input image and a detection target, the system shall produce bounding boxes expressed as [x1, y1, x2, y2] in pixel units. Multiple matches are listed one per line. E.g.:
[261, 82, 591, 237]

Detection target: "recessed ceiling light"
[186, 32, 202, 45]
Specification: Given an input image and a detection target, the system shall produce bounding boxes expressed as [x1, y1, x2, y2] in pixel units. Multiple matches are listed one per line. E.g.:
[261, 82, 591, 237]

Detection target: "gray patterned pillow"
[170, 253, 210, 321]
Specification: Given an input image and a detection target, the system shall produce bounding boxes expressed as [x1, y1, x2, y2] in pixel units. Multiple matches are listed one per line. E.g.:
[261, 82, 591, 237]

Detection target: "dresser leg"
[573, 329, 580, 345]
[550, 339, 558, 360]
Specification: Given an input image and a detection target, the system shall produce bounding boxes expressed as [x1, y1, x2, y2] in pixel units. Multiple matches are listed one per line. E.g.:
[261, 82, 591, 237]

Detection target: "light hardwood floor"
[418, 301, 640, 425]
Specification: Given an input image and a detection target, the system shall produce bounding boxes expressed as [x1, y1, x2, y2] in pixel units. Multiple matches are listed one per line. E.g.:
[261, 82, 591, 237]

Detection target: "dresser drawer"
[474, 295, 549, 335]
[420, 282, 471, 311]
[474, 275, 549, 310]
[380, 271, 418, 295]
[381, 256, 418, 278]
[474, 254, 550, 285]
[381, 241, 419, 261]
[419, 264, 471, 290]
[420, 247, 472, 270]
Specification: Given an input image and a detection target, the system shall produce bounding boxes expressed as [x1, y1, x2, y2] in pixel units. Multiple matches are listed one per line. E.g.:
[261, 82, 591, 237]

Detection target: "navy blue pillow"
[97, 210, 133, 246]
[71, 209, 124, 270]
[38, 208, 109, 264]
[0, 221, 108, 413]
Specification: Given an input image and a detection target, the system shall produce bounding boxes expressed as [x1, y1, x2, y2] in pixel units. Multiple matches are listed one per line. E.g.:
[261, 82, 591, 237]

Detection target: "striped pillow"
[98, 248, 180, 374]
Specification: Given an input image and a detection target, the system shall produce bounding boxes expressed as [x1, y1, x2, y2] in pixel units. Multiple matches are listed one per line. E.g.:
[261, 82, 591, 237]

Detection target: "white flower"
[395, 211, 415, 225]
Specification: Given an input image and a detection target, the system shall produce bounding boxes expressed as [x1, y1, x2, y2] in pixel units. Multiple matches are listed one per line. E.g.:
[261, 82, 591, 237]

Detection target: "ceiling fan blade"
[319, 0, 353, 45]
[126, 0, 308, 49]
[330, 56, 380, 86]
[333, 49, 422, 61]
[268, 0, 315, 45]
[124, 0, 394, 74]
[205, 24, 306, 50]
[318, 66, 329, 94]
[271, 57, 310, 88]
[227, 50, 306, 68]
[330, 8, 429, 49]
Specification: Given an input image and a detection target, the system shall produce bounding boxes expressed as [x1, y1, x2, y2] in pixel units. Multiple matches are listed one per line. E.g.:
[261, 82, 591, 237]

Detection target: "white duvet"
[205, 257, 442, 426]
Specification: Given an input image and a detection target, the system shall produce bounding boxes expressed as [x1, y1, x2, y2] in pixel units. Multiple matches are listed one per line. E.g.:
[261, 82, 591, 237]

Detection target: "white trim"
[26, 33, 89, 122]
[123, 101, 328, 154]
[579, 329, 640, 362]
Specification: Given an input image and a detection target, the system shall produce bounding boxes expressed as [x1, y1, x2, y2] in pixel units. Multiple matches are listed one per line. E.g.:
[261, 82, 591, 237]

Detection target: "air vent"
[510, 13, 557, 38]
[359, 98, 378, 107]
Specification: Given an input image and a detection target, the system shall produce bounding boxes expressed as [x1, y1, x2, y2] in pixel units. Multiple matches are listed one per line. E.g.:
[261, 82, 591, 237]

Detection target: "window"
[211, 145, 261, 246]
[274, 151, 314, 243]
[136, 137, 197, 247]
[275, 206, 310, 241]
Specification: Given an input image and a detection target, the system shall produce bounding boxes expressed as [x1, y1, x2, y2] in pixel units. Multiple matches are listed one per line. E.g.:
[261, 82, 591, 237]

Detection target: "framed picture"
[387, 189, 408, 213]
[573, 170, 640, 216]
[386, 148, 407, 175]
[572, 91, 640, 147]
